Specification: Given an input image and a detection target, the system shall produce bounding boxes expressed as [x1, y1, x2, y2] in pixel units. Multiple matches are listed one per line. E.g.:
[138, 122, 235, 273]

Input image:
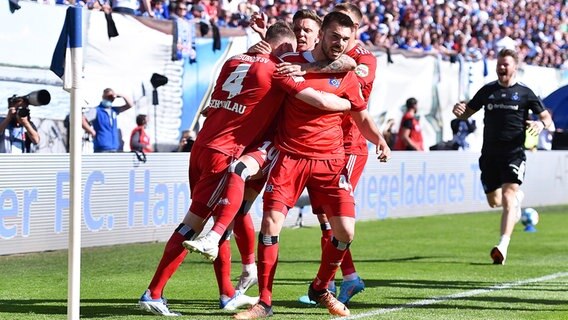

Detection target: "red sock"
[211, 173, 246, 236]
[320, 228, 333, 284]
[214, 239, 235, 298]
[340, 249, 356, 276]
[234, 213, 256, 265]
[313, 239, 347, 291]
[258, 236, 279, 306]
[148, 231, 188, 299]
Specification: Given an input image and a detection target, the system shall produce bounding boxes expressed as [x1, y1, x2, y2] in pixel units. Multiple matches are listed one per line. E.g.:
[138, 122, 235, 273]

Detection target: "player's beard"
[321, 39, 344, 61]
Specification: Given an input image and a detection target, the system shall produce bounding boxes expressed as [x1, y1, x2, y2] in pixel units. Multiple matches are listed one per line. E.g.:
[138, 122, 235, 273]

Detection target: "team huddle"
[137, 3, 552, 319]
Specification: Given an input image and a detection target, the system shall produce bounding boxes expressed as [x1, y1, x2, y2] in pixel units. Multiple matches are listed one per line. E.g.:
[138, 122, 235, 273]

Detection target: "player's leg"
[139, 146, 230, 316]
[314, 210, 336, 291]
[185, 140, 274, 260]
[234, 206, 287, 319]
[298, 203, 335, 305]
[214, 228, 236, 306]
[234, 153, 306, 319]
[337, 153, 367, 304]
[234, 186, 264, 293]
[140, 203, 214, 315]
[306, 159, 352, 316]
[184, 155, 259, 259]
[215, 227, 259, 311]
[483, 152, 526, 264]
[307, 210, 352, 317]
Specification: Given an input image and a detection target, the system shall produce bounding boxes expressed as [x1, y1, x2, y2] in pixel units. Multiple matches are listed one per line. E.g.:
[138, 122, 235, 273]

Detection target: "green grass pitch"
[0, 205, 567, 319]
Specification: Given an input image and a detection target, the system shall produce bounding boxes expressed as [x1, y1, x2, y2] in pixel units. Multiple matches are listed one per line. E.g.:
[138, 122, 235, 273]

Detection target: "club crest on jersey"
[329, 78, 340, 88]
[355, 64, 369, 77]
[512, 92, 519, 101]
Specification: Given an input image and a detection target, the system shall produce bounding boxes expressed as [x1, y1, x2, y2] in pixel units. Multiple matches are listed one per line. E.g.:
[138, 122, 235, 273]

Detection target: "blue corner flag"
[50, 6, 82, 91]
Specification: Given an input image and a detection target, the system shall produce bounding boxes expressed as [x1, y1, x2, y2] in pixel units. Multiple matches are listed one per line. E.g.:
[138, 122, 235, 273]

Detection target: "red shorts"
[243, 139, 279, 194]
[311, 153, 367, 215]
[263, 153, 355, 218]
[344, 153, 368, 189]
[189, 144, 235, 218]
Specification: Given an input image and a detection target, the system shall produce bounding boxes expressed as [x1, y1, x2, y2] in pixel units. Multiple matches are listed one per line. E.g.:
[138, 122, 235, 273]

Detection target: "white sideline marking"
[342, 272, 568, 319]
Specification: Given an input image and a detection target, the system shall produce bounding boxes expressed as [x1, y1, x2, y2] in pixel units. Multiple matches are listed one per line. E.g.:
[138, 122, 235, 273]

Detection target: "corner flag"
[50, 6, 84, 320]
[50, 6, 82, 91]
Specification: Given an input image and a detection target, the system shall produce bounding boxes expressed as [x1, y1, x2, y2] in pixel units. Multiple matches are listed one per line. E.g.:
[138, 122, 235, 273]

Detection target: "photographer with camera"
[176, 129, 195, 152]
[0, 94, 41, 153]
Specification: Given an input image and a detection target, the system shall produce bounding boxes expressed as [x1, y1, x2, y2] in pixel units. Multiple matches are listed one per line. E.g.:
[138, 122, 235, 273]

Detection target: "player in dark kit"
[453, 48, 552, 265]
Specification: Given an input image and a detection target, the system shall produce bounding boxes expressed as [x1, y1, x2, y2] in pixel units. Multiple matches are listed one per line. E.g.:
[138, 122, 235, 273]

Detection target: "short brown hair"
[293, 9, 322, 26]
[266, 21, 295, 42]
[497, 48, 519, 64]
[322, 11, 354, 30]
[334, 3, 363, 24]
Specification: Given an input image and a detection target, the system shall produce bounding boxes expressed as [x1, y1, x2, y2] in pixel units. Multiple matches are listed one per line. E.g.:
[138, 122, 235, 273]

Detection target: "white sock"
[208, 231, 222, 243]
[343, 272, 359, 282]
[242, 263, 256, 274]
[498, 235, 511, 249]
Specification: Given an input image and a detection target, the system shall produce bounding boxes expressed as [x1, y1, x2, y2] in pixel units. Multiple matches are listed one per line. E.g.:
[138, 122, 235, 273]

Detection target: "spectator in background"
[393, 97, 424, 151]
[130, 114, 153, 153]
[451, 117, 476, 150]
[187, 3, 209, 21]
[112, 0, 153, 17]
[176, 129, 196, 152]
[64, 113, 97, 153]
[0, 97, 40, 153]
[85, 88, 134, 153]
[143, 0, 168, 19]
[80, 0, 567, 69]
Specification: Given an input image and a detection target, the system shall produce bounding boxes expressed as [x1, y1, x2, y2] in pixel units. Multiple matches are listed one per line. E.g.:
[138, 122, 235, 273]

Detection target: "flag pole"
[67, 6, 83, 320]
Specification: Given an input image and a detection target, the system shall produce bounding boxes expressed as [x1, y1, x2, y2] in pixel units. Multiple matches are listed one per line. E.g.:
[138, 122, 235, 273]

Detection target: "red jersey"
[130, 126, 152, 153]
[276, 51, 367, 159]
[394, 111, 424, 151]
[195, 53, 307, 157]
[342, 45, 377, 155]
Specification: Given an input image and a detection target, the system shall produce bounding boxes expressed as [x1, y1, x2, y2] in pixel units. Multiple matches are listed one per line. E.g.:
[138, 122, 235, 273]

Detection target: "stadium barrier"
[1, 151, 566, 255]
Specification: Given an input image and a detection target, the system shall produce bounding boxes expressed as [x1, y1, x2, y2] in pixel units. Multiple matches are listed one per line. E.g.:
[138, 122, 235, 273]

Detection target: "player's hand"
[526, 120, 544, 136]
[250, 12, 268, 37]
[376, 138, 391, 163]
[247, 40, 271, 55]
[452, 102, 467, 117]
[276, 62, 306, 76]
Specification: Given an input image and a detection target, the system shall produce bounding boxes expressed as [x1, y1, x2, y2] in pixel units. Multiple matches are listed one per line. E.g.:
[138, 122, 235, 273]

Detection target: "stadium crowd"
[61, 0, 568, 68]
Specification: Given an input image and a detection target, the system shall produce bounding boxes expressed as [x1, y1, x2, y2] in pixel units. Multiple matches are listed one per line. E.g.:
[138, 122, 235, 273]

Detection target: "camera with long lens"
[7, 90, 51, 117]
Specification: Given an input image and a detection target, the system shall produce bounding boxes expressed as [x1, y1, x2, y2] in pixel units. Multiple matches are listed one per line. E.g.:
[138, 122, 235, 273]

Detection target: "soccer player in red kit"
[234, 12, 390, 319]
[299, 3, 382, 305]
[138, 22, 353, 316]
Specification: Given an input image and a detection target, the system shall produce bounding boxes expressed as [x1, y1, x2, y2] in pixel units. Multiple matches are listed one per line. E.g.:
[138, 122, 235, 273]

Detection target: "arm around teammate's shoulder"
[295, 88, 351, 112]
